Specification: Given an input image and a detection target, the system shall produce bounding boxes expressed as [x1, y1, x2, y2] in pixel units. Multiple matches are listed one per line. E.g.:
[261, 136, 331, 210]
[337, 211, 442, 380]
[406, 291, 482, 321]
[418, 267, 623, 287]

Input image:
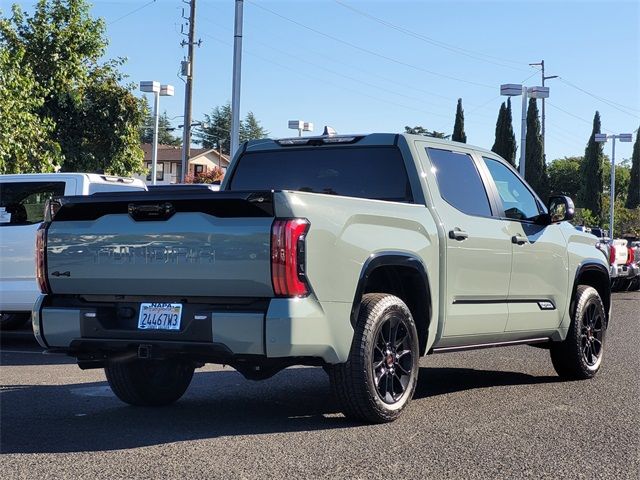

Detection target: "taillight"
[627, 247, 635, 266]
[608, 244, 616, 265]
[271, 218, 310, 297]
[36, 224, 51, 294]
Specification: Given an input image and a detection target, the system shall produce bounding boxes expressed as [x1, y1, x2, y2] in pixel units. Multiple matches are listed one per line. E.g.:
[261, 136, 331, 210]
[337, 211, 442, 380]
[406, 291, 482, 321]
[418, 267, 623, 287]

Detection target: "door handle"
[511, 234, 528, 245]
[449, 228, 469, 241]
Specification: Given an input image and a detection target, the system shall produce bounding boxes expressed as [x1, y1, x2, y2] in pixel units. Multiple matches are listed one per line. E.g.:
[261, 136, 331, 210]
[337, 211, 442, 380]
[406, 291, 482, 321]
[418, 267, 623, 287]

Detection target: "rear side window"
[426, 148, 491, 216]
[0, 181, 66, 226]
[229, 147, 413, 203]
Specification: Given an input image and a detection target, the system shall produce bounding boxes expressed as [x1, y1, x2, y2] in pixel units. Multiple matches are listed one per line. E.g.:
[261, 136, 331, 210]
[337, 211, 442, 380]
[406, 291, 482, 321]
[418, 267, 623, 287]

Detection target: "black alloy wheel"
[580, 301, 604, 368]
[372, 314, 414, 404]
[329, 293, 420, 423]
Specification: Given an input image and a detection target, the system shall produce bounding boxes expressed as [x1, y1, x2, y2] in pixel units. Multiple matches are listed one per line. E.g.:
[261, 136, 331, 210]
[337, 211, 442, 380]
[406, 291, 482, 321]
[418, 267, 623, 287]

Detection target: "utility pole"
[180, 0, 201, 183]
[230, 0, 244, 158]
[529, 60, 557, 158]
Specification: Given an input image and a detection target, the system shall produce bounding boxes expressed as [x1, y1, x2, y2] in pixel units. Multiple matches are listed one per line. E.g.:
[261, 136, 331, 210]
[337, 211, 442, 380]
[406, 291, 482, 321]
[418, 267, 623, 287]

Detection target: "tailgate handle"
[128, 202, 175, 221]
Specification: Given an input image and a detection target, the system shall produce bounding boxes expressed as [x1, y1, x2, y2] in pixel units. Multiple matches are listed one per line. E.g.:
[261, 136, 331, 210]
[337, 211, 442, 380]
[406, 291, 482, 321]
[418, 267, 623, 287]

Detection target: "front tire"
[329, 293, 419, 423]
[105, 359, 195, 406]
[550, 285, 606, 380]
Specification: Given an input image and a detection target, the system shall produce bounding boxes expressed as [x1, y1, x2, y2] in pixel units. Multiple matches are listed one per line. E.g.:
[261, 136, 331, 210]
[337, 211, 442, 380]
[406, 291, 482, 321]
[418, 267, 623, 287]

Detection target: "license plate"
[138, 303, 182, 331]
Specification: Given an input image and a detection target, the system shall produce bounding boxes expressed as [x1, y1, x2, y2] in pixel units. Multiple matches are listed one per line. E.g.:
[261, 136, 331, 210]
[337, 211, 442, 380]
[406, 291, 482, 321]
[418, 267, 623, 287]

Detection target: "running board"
[431, 337, 551, 354]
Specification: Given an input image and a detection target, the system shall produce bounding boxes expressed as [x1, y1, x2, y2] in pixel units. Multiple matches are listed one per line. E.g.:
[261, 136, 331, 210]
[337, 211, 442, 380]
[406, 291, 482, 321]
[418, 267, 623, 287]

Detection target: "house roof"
[141, 144, 223, 162]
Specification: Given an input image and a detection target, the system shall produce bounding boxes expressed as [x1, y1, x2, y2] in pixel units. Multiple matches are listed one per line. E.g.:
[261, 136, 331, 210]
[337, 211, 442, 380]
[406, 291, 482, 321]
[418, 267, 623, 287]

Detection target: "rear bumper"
[32, 295, 353, 364]
[610, 263, 639, 279]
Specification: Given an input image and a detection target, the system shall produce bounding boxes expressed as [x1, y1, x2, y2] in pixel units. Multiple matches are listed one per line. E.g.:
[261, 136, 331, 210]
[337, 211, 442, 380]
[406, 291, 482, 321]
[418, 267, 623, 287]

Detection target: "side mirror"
[547, 195, 575, 223]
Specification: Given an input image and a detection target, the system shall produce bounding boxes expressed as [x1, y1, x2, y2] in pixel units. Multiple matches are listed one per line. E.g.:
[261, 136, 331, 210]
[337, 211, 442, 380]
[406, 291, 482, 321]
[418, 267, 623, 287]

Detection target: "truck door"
[419, 145, 513, 337]
[480, 157, 568, 331]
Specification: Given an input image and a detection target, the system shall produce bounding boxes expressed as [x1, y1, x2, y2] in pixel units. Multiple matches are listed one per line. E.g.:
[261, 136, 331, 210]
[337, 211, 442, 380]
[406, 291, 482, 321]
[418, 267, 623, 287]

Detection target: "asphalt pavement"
[1, 292, 638, 479]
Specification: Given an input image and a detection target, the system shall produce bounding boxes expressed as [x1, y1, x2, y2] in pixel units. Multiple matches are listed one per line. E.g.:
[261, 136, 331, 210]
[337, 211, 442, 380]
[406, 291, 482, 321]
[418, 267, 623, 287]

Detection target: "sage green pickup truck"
[33, 133, 611, 423]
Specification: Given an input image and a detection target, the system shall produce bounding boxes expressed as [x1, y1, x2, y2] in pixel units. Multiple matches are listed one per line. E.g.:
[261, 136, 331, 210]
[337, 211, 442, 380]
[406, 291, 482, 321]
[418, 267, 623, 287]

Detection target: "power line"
[245, 0, 494, 89]
[546, 101, 614, 134]
[200, 33, 456, 131]
[107, 0, 156, 26]
[557, 77, 640, 118]
[333, 0, 527, 72]
[200, 13, 471, 109]
[198, 15, 495, 119]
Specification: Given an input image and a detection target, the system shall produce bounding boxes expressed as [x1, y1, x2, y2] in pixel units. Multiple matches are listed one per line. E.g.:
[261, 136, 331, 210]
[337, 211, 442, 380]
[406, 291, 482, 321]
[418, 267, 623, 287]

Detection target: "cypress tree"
[578, 111, 604, 220]
[491, 99, 517, 167]
[491, 102, 506, 156]
[504, 98, 517, 168]
[452, 98, 467, 143]
[524, 98, 548, 200]
[625, 128, 640, 209]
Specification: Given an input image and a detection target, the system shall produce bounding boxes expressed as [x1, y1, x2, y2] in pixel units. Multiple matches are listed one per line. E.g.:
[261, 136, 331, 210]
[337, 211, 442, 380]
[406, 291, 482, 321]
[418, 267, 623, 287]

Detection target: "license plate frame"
[137, 303, 183, 331]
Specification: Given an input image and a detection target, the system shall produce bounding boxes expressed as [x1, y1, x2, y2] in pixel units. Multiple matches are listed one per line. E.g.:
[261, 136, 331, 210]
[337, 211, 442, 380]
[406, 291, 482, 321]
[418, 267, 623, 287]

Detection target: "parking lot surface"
[1, 292, 638, 479]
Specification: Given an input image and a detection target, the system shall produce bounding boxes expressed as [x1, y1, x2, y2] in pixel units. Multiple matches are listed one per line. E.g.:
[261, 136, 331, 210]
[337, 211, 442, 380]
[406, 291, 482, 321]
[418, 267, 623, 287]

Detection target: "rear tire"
[105, 359, 195, 406]
[550, 285, 606, 380]
[329, 293, 419, 423]
[0, 312, 30, 330]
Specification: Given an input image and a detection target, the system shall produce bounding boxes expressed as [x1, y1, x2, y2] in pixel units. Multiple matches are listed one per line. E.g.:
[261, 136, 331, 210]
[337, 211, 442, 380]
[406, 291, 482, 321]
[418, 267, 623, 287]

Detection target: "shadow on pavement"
[414, 366, 560, 399]
[1, 365, 561, 454]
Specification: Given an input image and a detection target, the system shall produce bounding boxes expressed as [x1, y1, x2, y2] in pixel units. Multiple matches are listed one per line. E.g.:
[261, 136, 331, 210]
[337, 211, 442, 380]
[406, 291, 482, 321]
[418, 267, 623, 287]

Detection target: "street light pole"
[230, 0, 244, 158]
[500, 84, 549, 178]
[595, 132, 633, 236]
[140, 81, 174, 186]
[520, 85, 527, 177]
[151, 90, 160, 185]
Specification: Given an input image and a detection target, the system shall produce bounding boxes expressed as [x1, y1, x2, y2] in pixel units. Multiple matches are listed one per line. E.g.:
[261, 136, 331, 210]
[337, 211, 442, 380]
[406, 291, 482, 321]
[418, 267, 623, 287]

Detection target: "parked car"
[609, 239, 639, 291]
[0, 173, 146, 329]
[32, 133, 610, 423]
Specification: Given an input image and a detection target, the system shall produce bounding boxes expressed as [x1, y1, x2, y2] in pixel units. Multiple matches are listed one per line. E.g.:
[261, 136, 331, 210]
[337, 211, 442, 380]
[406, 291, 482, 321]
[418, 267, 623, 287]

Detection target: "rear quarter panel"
[274, 191, 439, 346]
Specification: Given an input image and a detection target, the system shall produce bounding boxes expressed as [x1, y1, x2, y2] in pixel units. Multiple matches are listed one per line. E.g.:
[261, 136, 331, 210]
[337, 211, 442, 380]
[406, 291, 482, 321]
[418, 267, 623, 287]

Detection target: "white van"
[0, 173, 147, 329]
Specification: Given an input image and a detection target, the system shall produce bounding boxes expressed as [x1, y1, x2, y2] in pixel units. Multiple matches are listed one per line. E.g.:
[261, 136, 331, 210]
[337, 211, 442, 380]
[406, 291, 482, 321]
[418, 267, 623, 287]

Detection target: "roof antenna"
[323, 126, 337, 136]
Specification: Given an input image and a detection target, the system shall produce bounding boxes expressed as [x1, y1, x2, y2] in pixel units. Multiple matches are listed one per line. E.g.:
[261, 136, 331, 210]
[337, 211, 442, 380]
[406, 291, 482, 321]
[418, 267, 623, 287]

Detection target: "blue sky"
[8, 0, 640, 162]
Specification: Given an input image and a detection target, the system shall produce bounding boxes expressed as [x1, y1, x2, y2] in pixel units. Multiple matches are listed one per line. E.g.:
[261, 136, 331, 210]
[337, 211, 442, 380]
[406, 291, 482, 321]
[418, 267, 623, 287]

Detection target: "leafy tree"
[626, 128, 640, 209]
[602, 196, 640, 237]
[451, 98, 466, 143]
[195, 103, 268, 155]
[602, 157, 631, 202]
[140, 98, 181, 146]
[240, 111, 268, 144]
[524, 98, 548, 201]
[491, 98, 517, 167]
[404, 126, 450, 139]
[578, 111, 605, 220]
[194, 103, 232, 154]
[0, 0, 145, 175]
[0, 44, 60, 173]
[573, 208, 598, 228]
[548, 156, 582, 199]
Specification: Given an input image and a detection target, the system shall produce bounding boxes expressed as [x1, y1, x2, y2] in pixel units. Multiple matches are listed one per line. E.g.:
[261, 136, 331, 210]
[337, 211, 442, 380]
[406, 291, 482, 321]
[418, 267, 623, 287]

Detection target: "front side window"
[426, 148, 491, 216]
[483, 157, 541, 221]
[0, 181, 66, 226]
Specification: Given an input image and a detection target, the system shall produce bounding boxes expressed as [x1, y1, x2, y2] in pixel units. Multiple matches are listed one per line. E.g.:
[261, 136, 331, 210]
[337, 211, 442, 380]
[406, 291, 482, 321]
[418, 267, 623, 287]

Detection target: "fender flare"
[350, 252, 432, 352]
[572, 262, 611, 322]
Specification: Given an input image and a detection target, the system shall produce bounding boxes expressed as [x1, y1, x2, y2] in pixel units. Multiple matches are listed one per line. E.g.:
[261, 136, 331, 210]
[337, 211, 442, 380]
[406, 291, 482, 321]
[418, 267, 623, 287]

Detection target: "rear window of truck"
[229, 147, 414, 203]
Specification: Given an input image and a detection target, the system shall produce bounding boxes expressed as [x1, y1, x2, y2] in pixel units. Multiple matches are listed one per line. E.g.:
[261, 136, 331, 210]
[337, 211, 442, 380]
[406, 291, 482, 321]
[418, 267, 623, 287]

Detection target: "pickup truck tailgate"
[45, 191, 274, 297]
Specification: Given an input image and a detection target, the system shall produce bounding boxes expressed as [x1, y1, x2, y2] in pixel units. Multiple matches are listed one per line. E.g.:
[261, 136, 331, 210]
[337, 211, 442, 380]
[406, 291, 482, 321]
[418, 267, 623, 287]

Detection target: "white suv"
[0, 173, 146, 329]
